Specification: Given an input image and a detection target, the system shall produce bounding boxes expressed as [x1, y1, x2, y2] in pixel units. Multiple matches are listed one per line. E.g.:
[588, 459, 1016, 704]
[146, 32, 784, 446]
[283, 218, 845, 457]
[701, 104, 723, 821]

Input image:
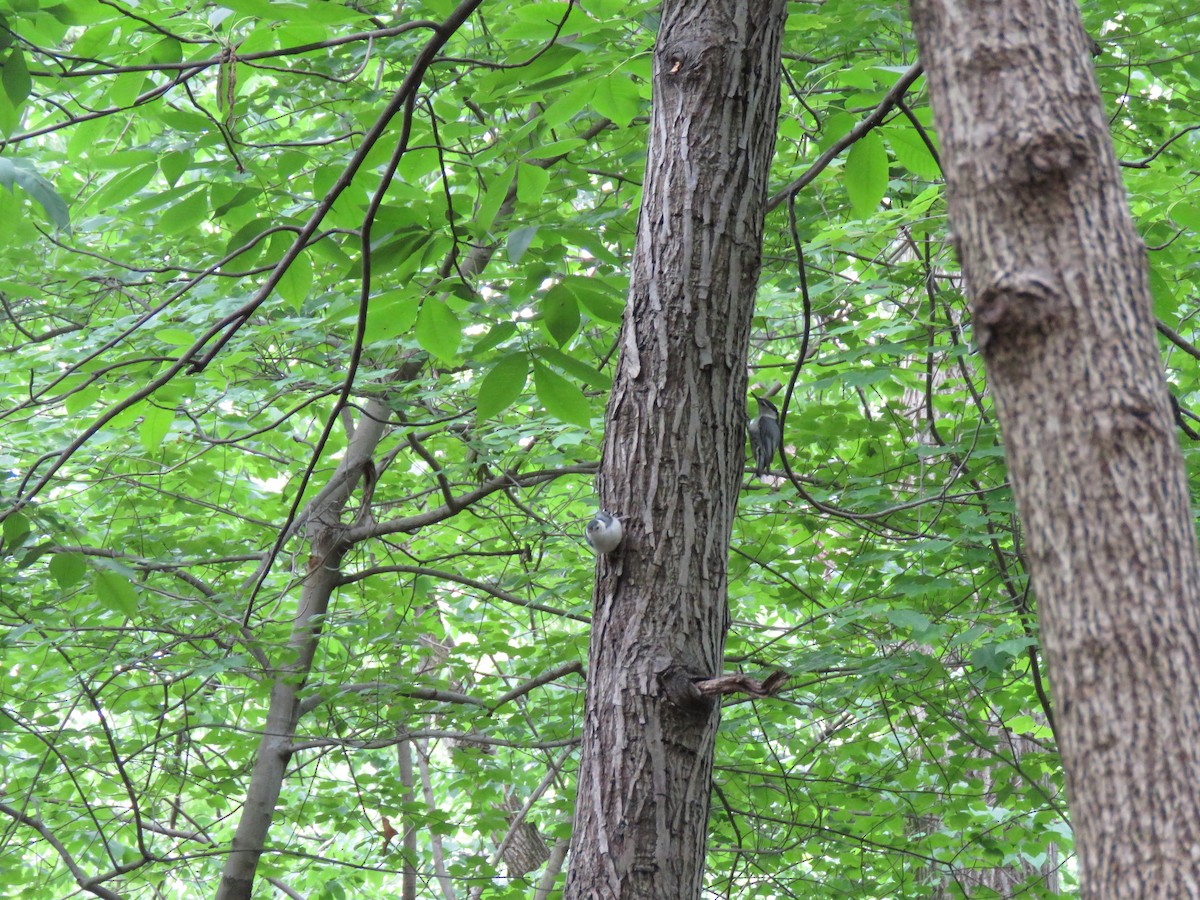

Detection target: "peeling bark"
[563, 2, 789, 897]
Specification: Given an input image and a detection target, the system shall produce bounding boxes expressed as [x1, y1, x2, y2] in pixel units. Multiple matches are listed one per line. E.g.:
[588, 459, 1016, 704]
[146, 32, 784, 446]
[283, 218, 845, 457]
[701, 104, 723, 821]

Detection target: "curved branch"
[767, 61, 924, 211]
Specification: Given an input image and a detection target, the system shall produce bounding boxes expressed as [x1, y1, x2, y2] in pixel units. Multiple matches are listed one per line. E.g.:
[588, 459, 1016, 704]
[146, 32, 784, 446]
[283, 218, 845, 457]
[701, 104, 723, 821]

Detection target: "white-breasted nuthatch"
[747, 395, 781, 479]
[585, 510, 623, 554]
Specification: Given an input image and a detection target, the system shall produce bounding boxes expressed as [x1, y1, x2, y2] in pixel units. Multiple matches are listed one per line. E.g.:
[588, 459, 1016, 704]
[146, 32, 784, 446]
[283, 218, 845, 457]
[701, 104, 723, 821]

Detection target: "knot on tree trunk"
[1015, 130, 1090, 183]
[974, 270, 1062, 355]
[658, 666, 717, 715]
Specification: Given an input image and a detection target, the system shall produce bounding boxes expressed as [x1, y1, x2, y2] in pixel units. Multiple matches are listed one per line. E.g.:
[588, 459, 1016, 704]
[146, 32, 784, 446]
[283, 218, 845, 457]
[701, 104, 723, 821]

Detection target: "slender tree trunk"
[213, 104, 607, 899]
[216, 410, 386, 900]
[564, 2, 788, 897]
[910, 0, 1200, 893]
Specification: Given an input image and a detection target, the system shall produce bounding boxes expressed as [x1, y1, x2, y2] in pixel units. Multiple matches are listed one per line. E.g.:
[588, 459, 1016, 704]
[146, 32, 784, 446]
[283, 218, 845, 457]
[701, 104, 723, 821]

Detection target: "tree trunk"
[216, 410, 386, 900]
[909, 0, 1200, 893]
[563, 3, 788, 898]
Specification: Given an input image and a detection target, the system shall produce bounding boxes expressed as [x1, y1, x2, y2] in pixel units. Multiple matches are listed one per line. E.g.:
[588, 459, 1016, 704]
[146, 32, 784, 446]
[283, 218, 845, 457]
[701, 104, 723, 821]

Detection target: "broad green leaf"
[884, 608, 933, 636]
[108, 70, 146, 108]
[886, 124, 941, 180]
[474, 165, 515, 236]
[527, 138, 585, 161]
[363, 290, 420, 343]
[566, 275, 625, 323]
[86, 163, 158, 213]
[507, 225, 538, 263]
[3, 511, 30, 551]
[535, 345, 612, 389]
[1149, 260, 1179, 319]
[139, 405, 175, 452]
[818, 112, 856, 152]
[64, 385, 101, 415]
[1170, 201, 1200, 233]
[539, 88, 592, 130]
[49, 552, 87, 588]
[159, 190, 210, 236]
[541, 282, 580, 345]
[971, 644, 1011, 675]
[471, 321, 518, 355]
[155, 329, 196, 347]
[224, 218, 275, 266]
[415, 300, 461, 363]
[70, 22, 118, 59]
[1, 47, 30, 106]
[476, 352, 529, 419]
[0, 157, 70, 229]
[277, 252, 313, 310]
[212, 185, 260, 218]
[844, 130, 888, 216]
[92, 570, 138, 617]
[590, 74, 642, 126]
[0, 83, 16, 135]
[533, 359, 590, 426]
[517, 163, 550, 204]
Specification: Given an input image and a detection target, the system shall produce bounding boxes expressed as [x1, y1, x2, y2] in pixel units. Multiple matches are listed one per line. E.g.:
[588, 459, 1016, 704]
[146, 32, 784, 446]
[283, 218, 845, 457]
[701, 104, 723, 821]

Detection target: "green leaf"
[844, 130, 888, 216]
[516, 163, 550, 204]
[1170, 200, 1200, 233]
[533, 359, 591, 426]
[1149, 260, 1179, 319]
[64, 385, 101, 415]
[884, 608, 931, 631]
[818, 112, 856, 152]
[155, 328, 196, 347]
[470, 321, 518, 355]
[539, 88, 592, 130]
[0, 83, 17, 136]
[159, 189, 210, 236]
[49, 552, 87, 588]
[971, 643, 1011, 675]
[212, 185, 260, 218]
[415, 300, 461, 363]
[476, 352, 529, 419]
[363, 290, 420, 343]
[159, 151, 192, 188]
[93, 570, 138, 617]
[108, 70, 146, 108]
[139, 405, 175, 452]
[1, 47, 30, 106]
[541, 282, 580, 345]
[277, 252, 313, 310]
[527, 138, 585, 161]
[590, 73, 642, 127]
[475, 165, 515, 236]
[0, 157, 70, 229]
[885, 124, 941, 180]
[3, 511, 30, 551]
[507, 225, 538, 263]
[86, 163, 157, 214]
[224, 218, 275, 267]
[535, 345, 612, 389]
[566, 275, 625, 323]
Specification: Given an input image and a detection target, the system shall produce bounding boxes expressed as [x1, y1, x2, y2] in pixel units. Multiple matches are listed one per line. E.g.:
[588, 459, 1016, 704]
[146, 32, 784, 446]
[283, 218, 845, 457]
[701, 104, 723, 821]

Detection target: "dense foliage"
[1, 0, 1196, 896]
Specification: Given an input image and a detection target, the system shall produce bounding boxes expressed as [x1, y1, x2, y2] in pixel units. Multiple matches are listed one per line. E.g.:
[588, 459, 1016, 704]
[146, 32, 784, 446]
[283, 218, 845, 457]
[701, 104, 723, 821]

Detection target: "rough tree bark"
[910, 0, 1200, 893]
[564, 2, 788, 897]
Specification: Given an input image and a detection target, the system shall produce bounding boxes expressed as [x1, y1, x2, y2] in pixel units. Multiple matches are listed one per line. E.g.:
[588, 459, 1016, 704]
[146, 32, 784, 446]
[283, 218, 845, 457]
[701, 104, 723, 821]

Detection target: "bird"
[585, 510, 624, 554]
[747, 395, 781, 479]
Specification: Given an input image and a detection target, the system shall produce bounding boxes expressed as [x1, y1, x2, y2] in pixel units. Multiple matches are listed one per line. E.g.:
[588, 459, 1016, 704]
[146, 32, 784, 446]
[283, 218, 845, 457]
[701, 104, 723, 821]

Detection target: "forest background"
[1, 0, 1197, 896]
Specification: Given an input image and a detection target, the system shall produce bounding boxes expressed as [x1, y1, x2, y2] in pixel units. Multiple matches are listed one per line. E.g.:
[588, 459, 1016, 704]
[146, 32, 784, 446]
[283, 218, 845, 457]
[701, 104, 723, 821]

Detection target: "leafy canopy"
[0, 0, 1196, 896]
